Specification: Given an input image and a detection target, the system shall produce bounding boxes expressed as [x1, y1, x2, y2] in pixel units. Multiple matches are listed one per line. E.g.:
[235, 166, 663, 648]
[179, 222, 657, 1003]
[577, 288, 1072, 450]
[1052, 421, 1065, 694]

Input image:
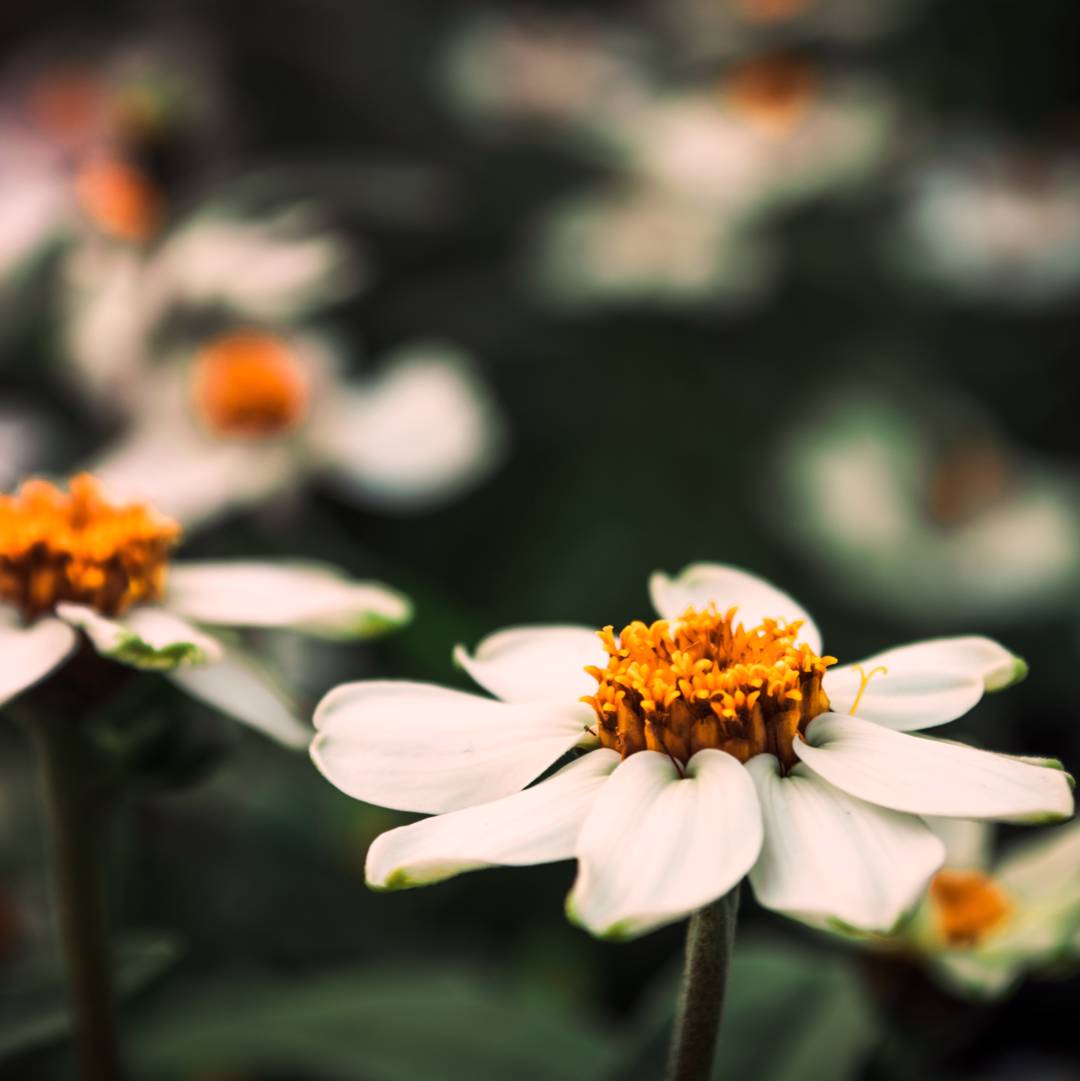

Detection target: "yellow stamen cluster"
[191, 330, 310, 438]
[583, 606, 836, 768]
[0, 475, 179, 621]
[929, 870, 1013, 948]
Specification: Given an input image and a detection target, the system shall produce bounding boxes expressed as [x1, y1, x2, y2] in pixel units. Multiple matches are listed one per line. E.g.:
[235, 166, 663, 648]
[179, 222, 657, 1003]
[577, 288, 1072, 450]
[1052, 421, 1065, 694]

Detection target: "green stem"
[666, 886, 740, 1081]
[32, 712, 124, 1081]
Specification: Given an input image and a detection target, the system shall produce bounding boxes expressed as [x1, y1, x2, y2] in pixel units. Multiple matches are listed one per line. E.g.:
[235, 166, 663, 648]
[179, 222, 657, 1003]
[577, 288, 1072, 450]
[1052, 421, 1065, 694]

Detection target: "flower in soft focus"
[312, 563, 1072, 940]
[60, 203, 361, 408]
[533, 184, 776, 308]
[0, 474, 410, 746]
[892, 142, 1080, 304]
[56, 195, 504, 529]
[531, 52, 895, 308]
[91, 330, 506, 529]
[0, 34, 223, 278]
[443, 11, 650, 138]
[608, 54, 896, 218]
[774, 386, 1080, 624]
[848, 817, 1080, 998]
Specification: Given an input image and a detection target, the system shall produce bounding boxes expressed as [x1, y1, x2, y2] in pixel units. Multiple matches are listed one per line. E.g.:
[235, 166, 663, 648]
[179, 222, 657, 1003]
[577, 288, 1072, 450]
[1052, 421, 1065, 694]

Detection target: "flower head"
[831, 815, 1080, 998]
[0, 474, 178, 620]
[313, 564, 1072, 940]
[0, 473, 410, 746]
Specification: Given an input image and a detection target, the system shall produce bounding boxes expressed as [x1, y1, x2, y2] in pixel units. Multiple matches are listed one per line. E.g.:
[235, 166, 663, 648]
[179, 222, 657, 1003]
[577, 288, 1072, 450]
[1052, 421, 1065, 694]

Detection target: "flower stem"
[666, 886, 740, 1081]
[32, 712, 124, 1081]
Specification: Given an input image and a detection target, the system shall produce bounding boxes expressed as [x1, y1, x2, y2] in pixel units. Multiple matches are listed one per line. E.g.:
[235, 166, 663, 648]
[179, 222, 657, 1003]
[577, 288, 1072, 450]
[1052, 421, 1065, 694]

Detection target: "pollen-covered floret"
[583, 605, 836, 768]
[0, 474, 179, 620]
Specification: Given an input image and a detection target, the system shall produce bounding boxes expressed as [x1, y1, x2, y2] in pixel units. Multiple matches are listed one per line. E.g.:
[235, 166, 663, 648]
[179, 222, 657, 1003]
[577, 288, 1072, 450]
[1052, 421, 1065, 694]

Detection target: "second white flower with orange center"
[312, 563, 1073, 939]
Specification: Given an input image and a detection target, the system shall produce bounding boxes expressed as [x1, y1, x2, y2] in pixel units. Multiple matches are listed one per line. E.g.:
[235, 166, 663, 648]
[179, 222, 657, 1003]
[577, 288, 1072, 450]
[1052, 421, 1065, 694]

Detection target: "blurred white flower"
[0, 474, 410, 747]
[530, 54, 896, 308]
[608, 55, 896, 217]
[312, 563, 1070, 941]
[91, 330, 507, 528]
[443, 11, 650, 139]
[774, 387, 1080, 625]
[893, 142, 1080, 304]
[847, 816, 1080, 998]
[533, 184, 776, 307]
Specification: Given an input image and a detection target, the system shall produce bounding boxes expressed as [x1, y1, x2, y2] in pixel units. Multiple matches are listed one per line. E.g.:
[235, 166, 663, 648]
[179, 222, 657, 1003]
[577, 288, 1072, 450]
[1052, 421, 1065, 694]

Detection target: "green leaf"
[607, 935, 880, 1081]
[127, 964, 618, 1081]
[0, 932, 181, 1061]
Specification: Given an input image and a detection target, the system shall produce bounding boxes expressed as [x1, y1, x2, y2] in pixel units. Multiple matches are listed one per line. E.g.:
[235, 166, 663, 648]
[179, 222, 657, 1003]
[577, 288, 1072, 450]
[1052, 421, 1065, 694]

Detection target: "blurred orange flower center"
[191, 331, 311, 439]
[73, 154, 162, 242]
[722, 54, 821, 136]
[929, 870, 1013, 947]
[0, 474, 179, 621]
[584, 607, 835, 767]
[734, 0, 814, 24]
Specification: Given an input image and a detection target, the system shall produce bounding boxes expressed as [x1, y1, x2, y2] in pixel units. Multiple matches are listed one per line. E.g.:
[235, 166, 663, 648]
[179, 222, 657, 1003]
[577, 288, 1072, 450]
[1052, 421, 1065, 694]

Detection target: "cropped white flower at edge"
[0, 474, 410, 747]
[311, 563, 1073, 941]
[847, 816, 1080, 998]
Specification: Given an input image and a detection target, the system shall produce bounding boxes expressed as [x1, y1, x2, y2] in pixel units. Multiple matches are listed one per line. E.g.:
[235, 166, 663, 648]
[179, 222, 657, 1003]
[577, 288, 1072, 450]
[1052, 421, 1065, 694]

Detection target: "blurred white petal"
[315, 344, 507, 511]
[167, 561, 411, 639]
[0, 612, 77, 708]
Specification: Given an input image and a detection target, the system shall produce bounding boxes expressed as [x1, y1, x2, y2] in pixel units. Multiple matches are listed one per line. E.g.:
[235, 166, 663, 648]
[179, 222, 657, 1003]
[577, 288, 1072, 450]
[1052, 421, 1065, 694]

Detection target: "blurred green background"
[3, 1, 1080, 1078]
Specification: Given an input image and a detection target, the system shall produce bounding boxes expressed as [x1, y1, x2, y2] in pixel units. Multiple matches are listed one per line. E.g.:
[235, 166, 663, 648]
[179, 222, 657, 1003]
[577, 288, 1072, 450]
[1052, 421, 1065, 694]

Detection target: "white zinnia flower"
[0, 474, 410, 747]
[858, 816, 1080, 998]
[312, 564, 1073, 940]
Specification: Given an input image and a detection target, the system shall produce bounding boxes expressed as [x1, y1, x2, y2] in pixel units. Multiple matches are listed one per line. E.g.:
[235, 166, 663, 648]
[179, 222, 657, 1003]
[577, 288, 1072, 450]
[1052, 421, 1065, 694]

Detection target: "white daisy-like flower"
[893, 141, 1080, 305]
[90, 329, 506, 529]
[0, 474, 410, 747]
[844, 816, 1080, 998]
[774, 387, 1080, 624]
[312, 563, 1073, 940]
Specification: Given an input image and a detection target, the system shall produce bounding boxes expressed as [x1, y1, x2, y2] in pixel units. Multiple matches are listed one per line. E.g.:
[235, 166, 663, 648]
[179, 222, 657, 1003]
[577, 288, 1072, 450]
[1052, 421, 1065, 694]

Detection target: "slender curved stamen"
[849, 664, 889, 716]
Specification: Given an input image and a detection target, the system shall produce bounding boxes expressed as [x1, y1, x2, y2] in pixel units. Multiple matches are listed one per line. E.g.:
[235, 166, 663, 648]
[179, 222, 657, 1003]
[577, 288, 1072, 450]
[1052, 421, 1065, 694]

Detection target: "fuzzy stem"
[32, 712, 124, 1081]
[665, 886, 740, 1081]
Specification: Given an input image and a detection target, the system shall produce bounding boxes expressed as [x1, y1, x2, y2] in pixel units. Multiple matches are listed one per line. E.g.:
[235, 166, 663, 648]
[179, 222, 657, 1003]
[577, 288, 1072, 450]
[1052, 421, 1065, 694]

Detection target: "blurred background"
[3, 1, 1080, 1078]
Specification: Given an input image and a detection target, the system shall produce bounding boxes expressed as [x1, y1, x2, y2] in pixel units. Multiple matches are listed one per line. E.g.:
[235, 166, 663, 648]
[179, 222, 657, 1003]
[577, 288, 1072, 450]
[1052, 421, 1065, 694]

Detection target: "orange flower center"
[73, 154, 162, 241]
[584, 606, 835, 767]
[0, 475, 179, 621]
[722, 53, 821, 136]
[733, 0, 815, 24]
[191, 331, 310, 439]
[929, 870, 1013, 947]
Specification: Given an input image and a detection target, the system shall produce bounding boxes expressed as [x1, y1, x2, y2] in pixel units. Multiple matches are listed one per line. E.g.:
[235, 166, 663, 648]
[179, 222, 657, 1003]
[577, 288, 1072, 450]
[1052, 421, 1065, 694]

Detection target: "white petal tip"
[989, 655, 1029, 692]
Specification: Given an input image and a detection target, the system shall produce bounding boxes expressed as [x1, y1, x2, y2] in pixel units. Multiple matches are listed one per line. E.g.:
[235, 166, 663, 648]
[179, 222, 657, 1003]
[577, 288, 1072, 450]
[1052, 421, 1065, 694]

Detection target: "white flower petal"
[311, 681, 592, 813]
[995, 818, 1080, 902]
[825, 636, 1025, 732]
[56, 603, 222, 670]
[167, 647, 310, 748]
[795, 713, 1075, 823]
[825, 667, 983, 732]
[0, 612, 77, 708]
[649, 563, 822, 653]
[94, 427, 299, 532]
[746, 756, 945, 931]
[315, 344, 507, 511]
[453, 625, 606, 704]
[166, 561, 411, 639]
[366, 749, 620, 889]
[567, 749, 762, 940]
